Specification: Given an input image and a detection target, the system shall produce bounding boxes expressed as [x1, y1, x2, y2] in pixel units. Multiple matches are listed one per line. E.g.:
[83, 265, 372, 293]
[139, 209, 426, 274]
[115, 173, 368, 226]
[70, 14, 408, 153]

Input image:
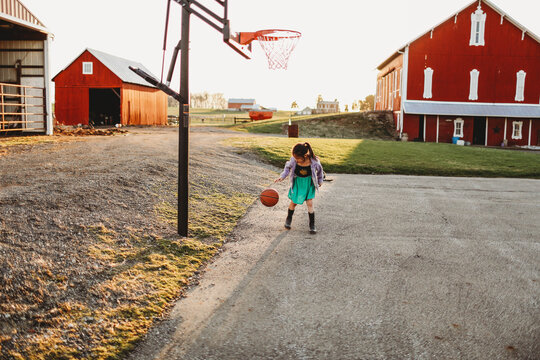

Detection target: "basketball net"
[255, 30, 301, 70]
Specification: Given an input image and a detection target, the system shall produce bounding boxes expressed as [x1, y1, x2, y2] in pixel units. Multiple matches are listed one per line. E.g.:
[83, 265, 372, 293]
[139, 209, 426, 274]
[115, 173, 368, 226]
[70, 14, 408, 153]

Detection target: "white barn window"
[469, 69, 479, 100]
[512, 121, 523, 139]
[515, 70, 526, 102]
[423, 67, 434, 99]
[82, 62, 93, 75]
[454, 118, 464, 137]
[470, 5, 486, 46]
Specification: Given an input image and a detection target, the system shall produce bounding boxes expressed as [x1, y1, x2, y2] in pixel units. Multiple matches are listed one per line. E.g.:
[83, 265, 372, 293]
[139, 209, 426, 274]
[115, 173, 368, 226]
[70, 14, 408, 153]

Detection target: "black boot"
[285, 209, 294, 229]
[309, 212, 316, 234]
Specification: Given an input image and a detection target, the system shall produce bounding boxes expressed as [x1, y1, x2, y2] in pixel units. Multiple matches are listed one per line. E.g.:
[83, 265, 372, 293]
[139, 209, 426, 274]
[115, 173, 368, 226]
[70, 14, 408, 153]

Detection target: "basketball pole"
[130, 0, 271, 236]
[178, 2, 190, 237]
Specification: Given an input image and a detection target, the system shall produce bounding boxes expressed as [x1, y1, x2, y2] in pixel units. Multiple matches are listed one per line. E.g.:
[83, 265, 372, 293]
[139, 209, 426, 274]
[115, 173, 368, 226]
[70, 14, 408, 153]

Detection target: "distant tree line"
[168, 92, 227, 109]
[351, 95, 374, 111]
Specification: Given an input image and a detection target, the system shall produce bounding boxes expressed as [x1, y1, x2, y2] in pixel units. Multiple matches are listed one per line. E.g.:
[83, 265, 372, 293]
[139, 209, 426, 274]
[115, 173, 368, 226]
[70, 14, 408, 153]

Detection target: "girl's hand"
[274, 177, 284, 183]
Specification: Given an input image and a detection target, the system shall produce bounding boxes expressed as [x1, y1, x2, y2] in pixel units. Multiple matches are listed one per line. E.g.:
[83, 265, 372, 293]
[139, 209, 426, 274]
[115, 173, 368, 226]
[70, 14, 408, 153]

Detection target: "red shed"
[53, 48, 167, 126]
[375, 0, 540, 147]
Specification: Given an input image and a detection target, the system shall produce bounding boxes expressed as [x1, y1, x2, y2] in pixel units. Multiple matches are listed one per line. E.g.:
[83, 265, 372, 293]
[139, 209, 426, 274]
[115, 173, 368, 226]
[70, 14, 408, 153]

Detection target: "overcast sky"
[22, 0, 540, 110]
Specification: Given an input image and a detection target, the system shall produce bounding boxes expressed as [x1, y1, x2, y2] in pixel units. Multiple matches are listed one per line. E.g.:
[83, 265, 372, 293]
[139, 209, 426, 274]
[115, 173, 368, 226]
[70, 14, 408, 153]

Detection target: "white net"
[255, 30, 301, 70]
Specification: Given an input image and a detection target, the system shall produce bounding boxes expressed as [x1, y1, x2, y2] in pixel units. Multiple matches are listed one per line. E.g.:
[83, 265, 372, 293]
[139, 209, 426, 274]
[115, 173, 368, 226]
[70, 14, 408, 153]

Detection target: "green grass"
[230, 113, 338, 134]
[226, 136, 540, 178]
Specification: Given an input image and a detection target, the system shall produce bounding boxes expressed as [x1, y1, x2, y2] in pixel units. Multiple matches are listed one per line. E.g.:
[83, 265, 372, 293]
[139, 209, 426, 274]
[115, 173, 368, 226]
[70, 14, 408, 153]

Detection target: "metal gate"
[0, 82, 46, 133]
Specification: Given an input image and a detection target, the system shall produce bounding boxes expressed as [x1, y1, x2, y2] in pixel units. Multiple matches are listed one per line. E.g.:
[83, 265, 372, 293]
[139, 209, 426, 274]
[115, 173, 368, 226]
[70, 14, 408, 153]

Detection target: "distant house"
[53, 48, 167, 126]
[0, 0, 53, 135]
[228, 98, 255, 110]
[375, 0, 540, 146]
[316, 100, 339, 114]
[297, 107, 312, 115]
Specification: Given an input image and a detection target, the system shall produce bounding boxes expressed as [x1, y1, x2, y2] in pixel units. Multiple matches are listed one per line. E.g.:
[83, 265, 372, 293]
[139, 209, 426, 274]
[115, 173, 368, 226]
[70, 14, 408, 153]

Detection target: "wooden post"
[23, 87, 27, 129]
[1, 84, 4, 131]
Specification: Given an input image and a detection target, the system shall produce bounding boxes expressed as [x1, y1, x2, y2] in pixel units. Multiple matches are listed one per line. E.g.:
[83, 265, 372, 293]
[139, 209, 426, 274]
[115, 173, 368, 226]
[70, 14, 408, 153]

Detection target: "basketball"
[260, 188, 279, 207]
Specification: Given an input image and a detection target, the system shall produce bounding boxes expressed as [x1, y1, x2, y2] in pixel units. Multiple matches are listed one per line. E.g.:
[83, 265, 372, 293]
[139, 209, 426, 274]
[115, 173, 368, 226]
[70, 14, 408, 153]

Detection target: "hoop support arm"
[129, 66, 181, 102]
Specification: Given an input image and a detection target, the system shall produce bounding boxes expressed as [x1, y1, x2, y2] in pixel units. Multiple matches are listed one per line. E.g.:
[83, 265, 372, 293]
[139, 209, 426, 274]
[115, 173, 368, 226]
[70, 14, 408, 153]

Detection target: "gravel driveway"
[0, 127, 276, 357]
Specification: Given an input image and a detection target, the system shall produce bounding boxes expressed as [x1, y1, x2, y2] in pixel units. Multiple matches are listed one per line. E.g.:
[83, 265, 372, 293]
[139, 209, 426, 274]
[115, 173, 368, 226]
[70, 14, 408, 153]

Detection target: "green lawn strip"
[226, 136, 540, 178]
[229, 113, 338, 133]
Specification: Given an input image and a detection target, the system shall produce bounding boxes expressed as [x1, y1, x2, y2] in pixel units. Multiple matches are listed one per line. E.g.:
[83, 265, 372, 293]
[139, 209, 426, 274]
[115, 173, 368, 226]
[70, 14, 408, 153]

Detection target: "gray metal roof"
[86, 48, 158, 88]
[403, 100, 540, 118]
[228, 98, 255, 103]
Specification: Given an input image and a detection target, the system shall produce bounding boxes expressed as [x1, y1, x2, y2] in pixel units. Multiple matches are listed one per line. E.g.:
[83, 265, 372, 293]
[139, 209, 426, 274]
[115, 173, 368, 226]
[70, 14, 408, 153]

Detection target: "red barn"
[375, 0, 540, 147]
[53, 48, 167, 126]
[227, 98, 255, 110]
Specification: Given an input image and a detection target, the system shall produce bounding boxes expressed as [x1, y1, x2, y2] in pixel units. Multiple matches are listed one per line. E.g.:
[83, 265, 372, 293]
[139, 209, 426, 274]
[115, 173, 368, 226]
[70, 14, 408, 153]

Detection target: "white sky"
[21, 0, 540, 110]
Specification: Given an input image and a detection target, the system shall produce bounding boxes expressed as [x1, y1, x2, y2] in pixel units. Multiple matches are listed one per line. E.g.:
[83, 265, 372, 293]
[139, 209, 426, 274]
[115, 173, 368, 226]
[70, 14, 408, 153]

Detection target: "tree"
[351, 101, 358, 111]
[365, 95, 374, 110]
[359, 95, 375, 111]
[291, 101, 298, 109]
[344, 104, 349, 112]
[189, 92, 226, 109]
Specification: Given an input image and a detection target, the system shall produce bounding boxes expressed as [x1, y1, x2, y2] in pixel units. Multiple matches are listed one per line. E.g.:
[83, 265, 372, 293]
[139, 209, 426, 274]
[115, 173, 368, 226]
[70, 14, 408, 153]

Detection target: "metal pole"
[178, 2, 190, 236]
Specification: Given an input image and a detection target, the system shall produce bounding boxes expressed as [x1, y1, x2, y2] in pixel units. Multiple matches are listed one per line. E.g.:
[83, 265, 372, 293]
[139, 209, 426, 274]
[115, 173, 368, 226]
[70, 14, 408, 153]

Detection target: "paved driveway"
[130, 175, 540, 359]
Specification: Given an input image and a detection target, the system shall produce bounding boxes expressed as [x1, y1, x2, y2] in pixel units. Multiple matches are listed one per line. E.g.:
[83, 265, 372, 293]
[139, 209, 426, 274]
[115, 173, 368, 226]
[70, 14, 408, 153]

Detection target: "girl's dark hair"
[292, 142, 316, 160]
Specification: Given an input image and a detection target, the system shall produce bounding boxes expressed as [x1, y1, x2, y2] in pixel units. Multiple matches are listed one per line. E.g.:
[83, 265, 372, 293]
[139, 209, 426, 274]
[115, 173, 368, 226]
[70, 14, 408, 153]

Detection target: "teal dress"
[288, 164, 316, 204]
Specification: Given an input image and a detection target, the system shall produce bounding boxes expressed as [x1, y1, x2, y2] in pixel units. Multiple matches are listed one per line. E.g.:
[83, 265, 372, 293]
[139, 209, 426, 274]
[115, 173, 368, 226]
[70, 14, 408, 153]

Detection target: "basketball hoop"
[256, 30, 301, 70]
[232, 29, 301, 70]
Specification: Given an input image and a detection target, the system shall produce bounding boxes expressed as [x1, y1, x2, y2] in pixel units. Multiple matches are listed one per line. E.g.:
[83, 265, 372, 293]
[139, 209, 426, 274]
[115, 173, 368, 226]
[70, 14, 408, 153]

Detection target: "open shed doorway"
[89, 88, 120, 126]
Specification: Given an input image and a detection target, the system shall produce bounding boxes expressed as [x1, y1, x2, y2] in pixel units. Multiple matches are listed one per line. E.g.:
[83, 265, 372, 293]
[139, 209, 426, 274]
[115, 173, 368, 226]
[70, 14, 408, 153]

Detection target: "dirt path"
[0, 127, 277, 358]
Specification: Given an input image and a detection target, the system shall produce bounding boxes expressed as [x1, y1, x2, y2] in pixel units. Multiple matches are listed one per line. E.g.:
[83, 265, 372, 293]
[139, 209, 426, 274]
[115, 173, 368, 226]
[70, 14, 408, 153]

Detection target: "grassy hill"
[231, 111, 398, 140]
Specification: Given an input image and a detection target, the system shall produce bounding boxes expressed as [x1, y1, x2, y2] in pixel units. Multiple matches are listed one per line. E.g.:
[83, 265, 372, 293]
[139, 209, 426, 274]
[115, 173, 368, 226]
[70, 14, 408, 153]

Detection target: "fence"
[0, 82, 46, 133]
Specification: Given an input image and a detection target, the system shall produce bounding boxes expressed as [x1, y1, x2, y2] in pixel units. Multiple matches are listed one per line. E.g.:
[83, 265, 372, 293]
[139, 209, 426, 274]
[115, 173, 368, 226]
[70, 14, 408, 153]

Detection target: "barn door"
[473, 117, 486, 145]
[89, 88, 120, 126]
[417, 115, 425, 142]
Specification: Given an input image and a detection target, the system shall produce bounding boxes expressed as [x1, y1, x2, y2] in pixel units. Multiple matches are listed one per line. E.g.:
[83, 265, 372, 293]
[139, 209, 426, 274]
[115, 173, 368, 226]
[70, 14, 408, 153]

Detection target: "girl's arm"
[316, 161, 324, 186]
[275, 159, 292, 182]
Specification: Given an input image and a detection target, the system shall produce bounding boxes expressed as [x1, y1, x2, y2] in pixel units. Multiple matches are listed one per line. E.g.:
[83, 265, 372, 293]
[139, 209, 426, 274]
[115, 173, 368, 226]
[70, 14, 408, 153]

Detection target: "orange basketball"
[260, 188, 279, 207]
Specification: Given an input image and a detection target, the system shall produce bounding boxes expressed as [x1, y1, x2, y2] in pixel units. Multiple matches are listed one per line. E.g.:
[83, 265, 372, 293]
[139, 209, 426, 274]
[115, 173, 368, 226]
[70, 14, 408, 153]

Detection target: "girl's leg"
[306, 199, 314, 213]
[306, 199, 316, 234]
[285, 201, 297, 229]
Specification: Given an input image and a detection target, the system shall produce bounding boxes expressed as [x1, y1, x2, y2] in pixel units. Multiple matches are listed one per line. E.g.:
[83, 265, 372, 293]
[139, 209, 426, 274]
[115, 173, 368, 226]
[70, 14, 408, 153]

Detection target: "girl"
[275, 142, 324, 234]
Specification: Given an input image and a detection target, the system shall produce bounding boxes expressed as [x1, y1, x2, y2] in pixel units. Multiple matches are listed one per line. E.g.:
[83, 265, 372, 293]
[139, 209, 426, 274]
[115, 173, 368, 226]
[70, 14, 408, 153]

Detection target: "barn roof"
[53, 48, 159, 88]
[0, 0, 50, 34]
[228, 98, 255, 103]
[377, 0, 540, 70]
[403, 100, 540, 118]
[86, 48, 158, 88]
